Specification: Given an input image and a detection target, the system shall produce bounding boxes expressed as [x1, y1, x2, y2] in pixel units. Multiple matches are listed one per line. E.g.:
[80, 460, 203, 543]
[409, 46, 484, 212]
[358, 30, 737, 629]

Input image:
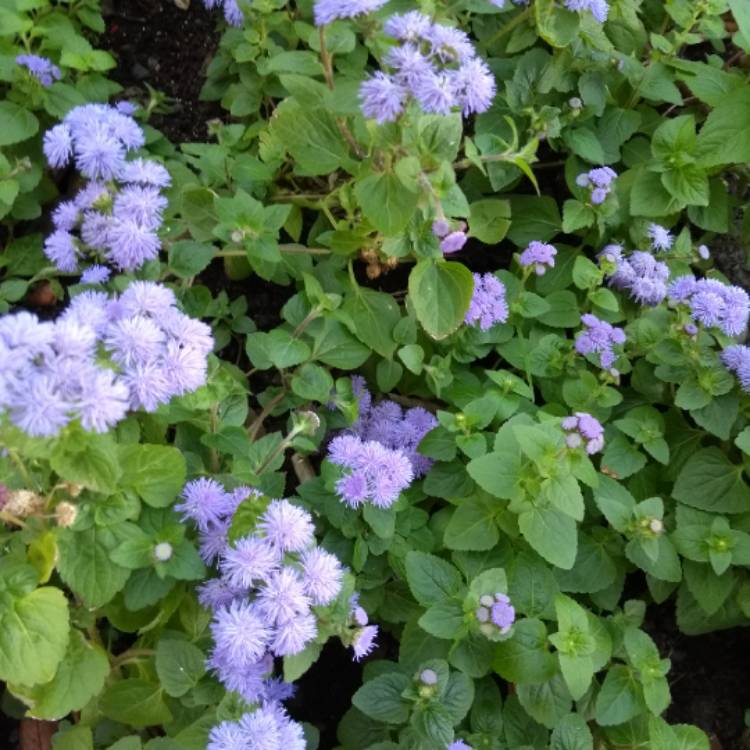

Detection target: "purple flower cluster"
[475, 592, 515, 635]
[201, 0, 244, 26]
[667, 276, 749, 337]
[562, 412, 605, 454]
[465, 273, 509, 331]
[574, 313, 626, 370]
[43, 105, 171, 275]
[433, 219, 468, 254]
[447, 742, 474, 750]
[179, 479, 375, 700]
[328, 434, 414, 508]
[349, 594, 379, 661]
[338, 375, 438, 479]
[314, 0, 388, 25]
[576, 166, 617, 204]
[359, 11, 496, 122]
[0, 282, 212, 437]
[207, 705, 305, 750]
[488, 0, 529, 7]
[599, 245, 669, 306]
[16, 54, 61, 87]
[564, 0, 610, 22]
[722, 346, 750, 393]
[519, 241, 557, 276]
[647, 223, 673, 252]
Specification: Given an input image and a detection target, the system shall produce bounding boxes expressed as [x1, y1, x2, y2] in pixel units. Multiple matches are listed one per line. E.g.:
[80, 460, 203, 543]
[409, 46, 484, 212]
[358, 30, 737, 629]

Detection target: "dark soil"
[645, 604, 750, 750]
[102, 0, 222, 142]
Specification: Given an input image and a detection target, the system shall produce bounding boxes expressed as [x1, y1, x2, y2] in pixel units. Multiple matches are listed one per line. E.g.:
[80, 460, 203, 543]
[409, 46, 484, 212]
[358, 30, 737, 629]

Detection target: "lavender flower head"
[207, 705, 305, 750]
[562, 412, 605, 454]
[564, 0, 610, 22]
[0, 283, 212, 437]
[667, 275, 750, 337]
[647, 223, 673, 252]
[43, 104, 171, 276]
[447, 742, 474, 750]
[574, 313, 626, 369]
[360, 12, 495, 122]
[602, 248, 669, 306]
[519, 241, 557, 275]
[576, 166, 617, 205]
[465, 273, 508, 331]
[329, 435, 414, 508]
[339, 379, 438, 478]
[722, 345, 750, 393]
[201, 0, 245, 26]
[314, 0, 388, 25]
[475, 592, 515, 637]
[16, 54, 61, 87]
[698, 244, 711, 260]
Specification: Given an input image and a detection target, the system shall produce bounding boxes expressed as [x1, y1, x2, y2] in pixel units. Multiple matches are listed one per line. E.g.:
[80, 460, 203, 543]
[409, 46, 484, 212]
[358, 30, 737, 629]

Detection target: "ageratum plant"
[2, 0, 750, 748]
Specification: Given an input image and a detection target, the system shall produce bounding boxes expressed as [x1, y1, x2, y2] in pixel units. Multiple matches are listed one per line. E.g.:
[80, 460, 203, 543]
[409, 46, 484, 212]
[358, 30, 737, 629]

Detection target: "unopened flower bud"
[294, 410, 321, 435]
[55, 501, 78, 528]
[64, 482, 83, 498]
[649, 518, 663, 535]
[480, 594, 494, 608]
[568, 96, 582, 109]
[154, 542, 173, 561]
[476, 606, 490, 622]
[352, 606, 369, 627]
[419, 668, 438, 686]
[684, 322, 698, 336]
[432, 219, 450, 238]
[231, 229, 245, 244]
[697, 244, 710, 260]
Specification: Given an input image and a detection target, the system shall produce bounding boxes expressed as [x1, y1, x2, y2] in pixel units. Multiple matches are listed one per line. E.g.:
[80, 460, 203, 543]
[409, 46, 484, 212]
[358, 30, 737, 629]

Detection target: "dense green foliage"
[2, 0, 750, 748]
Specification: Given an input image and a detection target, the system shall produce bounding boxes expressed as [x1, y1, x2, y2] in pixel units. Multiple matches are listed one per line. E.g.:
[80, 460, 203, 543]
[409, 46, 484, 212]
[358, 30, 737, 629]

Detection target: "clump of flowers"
[599, 245, 670, 306]
[576, 166, 617, 204]
[574, 313, 626, 370]
[562, 412, 605, 454]
[43, 104, 171, 275]
[16, 54, 61, 87]
[722, 346, 750, 393]
[475, 592, 516, 637]
[647, 223, 673, 252]
[179, 478, 375, 709]
[200, 0, 243, 26]
[348, 594, 379, 661]
[0, 281, 213, 437]
[345, 376, 438, 477]
[465, 273, 509, 331]
[207, 704, 305, 750]
[668, 276, 750, 337]
[314, 0, 388, 25]
[564, 0, 609, 22]
[519, 241, 557, 276]
[359, 11, 496, 123]
[328, 434, 414, 508]
[433, 219, 468, 254]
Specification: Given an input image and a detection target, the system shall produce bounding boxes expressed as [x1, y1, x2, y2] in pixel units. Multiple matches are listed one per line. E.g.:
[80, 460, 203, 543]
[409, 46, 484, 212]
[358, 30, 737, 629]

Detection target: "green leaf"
[355, 172, 418, 235]
[100, 679, 173, 728]
[0, 102, 39, 146]
[284, 641, 322, 683]
[343, 288, 401, 358]
[419, 600, 466, 639]
[0, 587, 69, 687]
[493, 618, 557, 685]
[444, 499, 500, 551]
[52, 726, 93, 750]
[291, 362, 334, 402]
[246, 330, 311, 370]
[404, 551, 463, 606]
[14, 630, 108, 719]
[352, 673, 411, 724]
[673, 448, 750, 513]
[411, 702, 454, 745]
[535, 0, 580, 47]
[118, 445, 186, 508]
[518, 506, 578, 570]
[409, 259, 474, 340]
[594, 665, 642, 726]
[466, 450, 521, 499]
[468, 199, 511, 244]
[550, 713, 594, 750]
[517, 673, 573, 729]
[168, 240, 215, 278]
[696, 88, 750, 167]
[57, 526, 131, 608]
[50, 431, 121, 494]
[155, 639, 206, 697]
[507, 195, 561, 246]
